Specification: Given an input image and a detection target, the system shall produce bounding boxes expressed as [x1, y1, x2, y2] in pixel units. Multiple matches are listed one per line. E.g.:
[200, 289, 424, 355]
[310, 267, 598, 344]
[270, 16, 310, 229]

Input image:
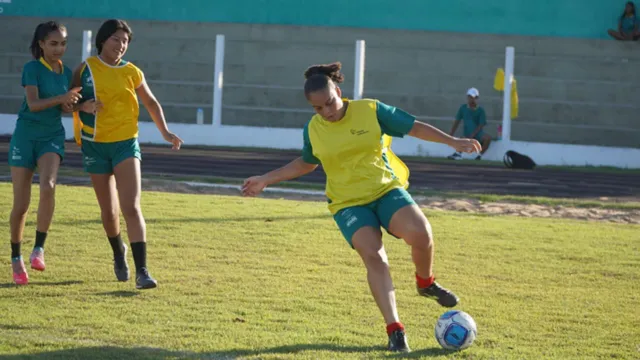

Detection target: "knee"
[11, 202, 30, 217]
[404, 222, 434, 250]
[120, 201, 142, 220]
[101, 208, 119, 224]
[359, 249, 388, 270]
[39, 178, 56, 198]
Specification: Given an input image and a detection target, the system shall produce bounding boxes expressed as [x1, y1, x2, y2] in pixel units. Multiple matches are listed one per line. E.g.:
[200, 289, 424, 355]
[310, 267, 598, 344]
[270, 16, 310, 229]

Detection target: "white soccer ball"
[434, 310, 477, 350]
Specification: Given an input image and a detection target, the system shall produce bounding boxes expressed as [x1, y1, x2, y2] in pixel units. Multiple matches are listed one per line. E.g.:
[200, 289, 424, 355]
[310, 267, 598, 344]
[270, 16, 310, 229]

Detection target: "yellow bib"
[308, 99, 409, 214]
[73, 56, 143, 144]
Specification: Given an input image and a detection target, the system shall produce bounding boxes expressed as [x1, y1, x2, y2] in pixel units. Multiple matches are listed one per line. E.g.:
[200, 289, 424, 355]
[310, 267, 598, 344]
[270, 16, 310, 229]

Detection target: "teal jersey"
[77, 63, 96, 129]
[621, 15, 637, 33]
[15, 59, 73, 140]
[455, 104, 487, 137]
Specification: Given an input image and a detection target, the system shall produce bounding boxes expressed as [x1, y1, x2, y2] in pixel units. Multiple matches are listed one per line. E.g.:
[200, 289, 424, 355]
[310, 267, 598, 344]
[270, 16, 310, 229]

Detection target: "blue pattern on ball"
[444, 323, 469, 348]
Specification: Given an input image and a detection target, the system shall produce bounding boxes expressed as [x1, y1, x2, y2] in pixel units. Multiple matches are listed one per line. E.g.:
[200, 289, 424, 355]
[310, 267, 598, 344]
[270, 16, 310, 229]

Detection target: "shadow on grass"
[53, 214, 331, 227]
[95, 291, 139, 298]
[0, 280, 83, 289]
[0, 344, 455, 359]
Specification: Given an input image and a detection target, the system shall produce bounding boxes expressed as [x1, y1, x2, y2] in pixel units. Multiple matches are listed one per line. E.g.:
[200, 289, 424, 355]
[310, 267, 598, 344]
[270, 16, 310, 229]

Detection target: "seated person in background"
[608, 1, 640, 41]
[448, 88, 492, 160]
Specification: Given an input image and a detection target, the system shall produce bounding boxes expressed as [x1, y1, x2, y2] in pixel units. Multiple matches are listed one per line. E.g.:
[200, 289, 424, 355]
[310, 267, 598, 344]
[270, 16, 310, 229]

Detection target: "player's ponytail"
[304, 62, 345, 97]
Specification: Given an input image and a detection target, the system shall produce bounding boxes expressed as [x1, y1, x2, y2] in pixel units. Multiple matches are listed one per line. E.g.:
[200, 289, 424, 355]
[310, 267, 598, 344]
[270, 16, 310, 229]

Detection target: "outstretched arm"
[242, 157, 318, 197]
[408, 121, 481, 154]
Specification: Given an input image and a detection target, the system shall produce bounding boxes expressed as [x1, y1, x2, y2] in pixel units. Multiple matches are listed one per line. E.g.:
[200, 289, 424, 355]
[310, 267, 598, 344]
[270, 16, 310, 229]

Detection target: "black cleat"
[114, 244, 130, 282]
[135, 267, 158, 290]
[388, 329, 411, 353]
[418, 281, 459, 308]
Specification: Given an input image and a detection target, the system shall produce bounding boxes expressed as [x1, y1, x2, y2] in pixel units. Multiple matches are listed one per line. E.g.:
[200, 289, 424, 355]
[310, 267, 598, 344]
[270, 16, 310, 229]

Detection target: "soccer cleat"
[114, 244, 130, 282]
[447, 152, 462, 160]
[30, 247, 45, 271]
[135, 267, 157, 290]
[418, 281, 459, 308]
[387, 329, 411, 353]
[475, 155, 482, 160]
[12, 257, 29, 285]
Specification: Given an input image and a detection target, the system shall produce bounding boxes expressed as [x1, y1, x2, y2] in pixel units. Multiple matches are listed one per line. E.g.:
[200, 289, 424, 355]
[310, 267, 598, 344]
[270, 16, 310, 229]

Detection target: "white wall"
[1, 114, 639, 169]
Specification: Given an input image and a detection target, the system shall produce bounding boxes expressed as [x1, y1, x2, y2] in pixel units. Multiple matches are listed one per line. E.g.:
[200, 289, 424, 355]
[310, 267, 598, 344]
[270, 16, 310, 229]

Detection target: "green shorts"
[81, 137, 141, 174]
[333, 187, 417, 248]
[8, 134, 65, 170]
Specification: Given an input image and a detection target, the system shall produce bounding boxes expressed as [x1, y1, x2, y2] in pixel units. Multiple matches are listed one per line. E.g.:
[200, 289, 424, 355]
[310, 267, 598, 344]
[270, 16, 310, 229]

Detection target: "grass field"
[0, 183, 639, 359]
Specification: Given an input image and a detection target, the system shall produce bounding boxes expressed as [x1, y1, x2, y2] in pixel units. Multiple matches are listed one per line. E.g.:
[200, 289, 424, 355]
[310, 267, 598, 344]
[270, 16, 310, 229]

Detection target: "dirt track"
[1, 137, 639, 200]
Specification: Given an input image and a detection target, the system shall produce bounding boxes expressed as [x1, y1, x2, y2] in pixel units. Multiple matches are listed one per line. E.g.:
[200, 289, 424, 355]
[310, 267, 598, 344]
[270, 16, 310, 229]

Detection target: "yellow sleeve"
[132, 64, 144, 89]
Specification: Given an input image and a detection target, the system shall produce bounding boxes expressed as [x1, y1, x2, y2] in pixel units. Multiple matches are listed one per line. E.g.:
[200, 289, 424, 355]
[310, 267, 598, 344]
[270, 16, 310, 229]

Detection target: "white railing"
[1, 30, 639, 168]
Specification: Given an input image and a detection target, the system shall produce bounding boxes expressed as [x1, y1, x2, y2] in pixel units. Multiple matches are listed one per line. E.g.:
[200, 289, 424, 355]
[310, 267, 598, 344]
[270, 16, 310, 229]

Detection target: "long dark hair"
[29, 21, 67, 59]
[621, 1, 636, 20]
[95, 19, 133, 54]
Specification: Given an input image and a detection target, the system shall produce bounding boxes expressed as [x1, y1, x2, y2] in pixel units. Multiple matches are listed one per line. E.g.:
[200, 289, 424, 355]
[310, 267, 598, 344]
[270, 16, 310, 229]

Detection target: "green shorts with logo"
[81, 137, 141, 174]
[8, 134, 65, 170]
[333, 187, 417, 248]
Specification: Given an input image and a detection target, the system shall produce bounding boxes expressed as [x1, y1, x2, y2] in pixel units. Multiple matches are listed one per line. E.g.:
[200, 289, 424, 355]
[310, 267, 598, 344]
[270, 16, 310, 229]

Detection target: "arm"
[135, 76, 183, 149]
[449, 119, 461, 136]
[408, 121, 457, 146]
[261, 157, 318, 186]
[376, 100, 482, 154]
[136, 77, 169, 135]
[450, 106, 463, 135]
[242, 124, 319, 197]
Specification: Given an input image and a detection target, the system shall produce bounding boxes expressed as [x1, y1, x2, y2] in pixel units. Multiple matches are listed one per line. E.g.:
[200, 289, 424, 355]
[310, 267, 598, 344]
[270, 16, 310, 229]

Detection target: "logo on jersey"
[350, 129, 369, 136]
[84, 75, 94, 86]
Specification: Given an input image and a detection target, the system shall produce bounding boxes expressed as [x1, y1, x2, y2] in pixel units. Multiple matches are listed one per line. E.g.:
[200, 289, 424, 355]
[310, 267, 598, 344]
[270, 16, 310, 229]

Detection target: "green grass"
[0, 184, 639, 359]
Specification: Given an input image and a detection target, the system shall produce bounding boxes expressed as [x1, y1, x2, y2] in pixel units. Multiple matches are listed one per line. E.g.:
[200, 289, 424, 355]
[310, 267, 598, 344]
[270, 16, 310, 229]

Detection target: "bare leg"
[35, 153, 60, 233]
[608, 29, 626, 40]
[10, 167, 34, 244]
[387, 204, 459, 307]
[480, 134, 492, 155]
[351, 226, 399, 326]
[89, 173, 121, 237]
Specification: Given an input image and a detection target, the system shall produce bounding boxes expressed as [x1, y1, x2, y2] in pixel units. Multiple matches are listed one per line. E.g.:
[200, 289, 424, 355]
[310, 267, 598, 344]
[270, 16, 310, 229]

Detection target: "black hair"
[622, 1, 636, 20]
[95, 19, 133, 54]
[303, 62, 345, 97]
[29, 21, 67, 59]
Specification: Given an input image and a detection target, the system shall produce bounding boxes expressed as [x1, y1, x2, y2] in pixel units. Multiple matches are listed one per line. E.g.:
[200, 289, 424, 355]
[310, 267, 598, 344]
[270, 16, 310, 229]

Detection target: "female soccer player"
[242, 62, 481, 352]
[71, 19, 183, 290]
[8, 21, 83, 285]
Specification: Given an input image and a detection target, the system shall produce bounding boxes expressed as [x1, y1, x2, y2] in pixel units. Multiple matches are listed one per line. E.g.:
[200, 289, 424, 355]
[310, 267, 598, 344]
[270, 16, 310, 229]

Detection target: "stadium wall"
[0, 0, 630, 39]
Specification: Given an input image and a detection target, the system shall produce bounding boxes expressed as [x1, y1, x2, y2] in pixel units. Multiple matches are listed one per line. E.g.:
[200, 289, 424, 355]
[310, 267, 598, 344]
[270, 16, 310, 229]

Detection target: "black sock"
[35, 231, 47, 249]
[11, 242, 21, 259]
[130, 242, 147, 272]
[108, 234, 125, 258]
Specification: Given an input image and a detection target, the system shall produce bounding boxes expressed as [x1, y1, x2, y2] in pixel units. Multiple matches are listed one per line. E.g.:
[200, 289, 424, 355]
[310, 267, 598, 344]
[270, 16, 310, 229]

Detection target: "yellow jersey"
[73, 56, 144, 144]
[302, 99, 414, 214]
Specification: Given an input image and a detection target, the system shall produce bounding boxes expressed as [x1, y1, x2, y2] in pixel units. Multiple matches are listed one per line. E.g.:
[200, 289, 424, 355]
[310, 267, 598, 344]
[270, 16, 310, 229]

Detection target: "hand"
[450, 137, 482, 154]
[162, 131, 183, 150]
[61, 102, 75, 113]
[60, 87, 82, 105]
[241, 176, 268, 197]
[79, 99, 103, 115]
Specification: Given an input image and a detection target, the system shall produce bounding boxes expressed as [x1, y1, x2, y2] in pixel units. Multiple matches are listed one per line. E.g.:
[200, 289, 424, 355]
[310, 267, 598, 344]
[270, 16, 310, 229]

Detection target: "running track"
[1, 137, 639, 200]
